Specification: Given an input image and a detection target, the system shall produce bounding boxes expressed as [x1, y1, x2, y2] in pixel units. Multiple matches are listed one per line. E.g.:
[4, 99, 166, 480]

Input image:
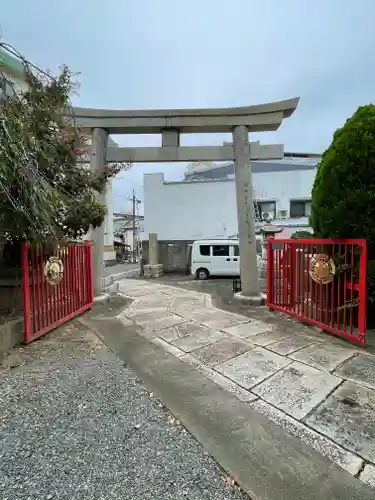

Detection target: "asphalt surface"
[0, 321, 249, 500]
[103, 262, 139, 277]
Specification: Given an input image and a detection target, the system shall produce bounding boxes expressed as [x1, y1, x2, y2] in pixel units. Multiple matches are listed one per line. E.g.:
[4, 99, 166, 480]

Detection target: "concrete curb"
[93, 293, 110, 304]
[101, 268, 139, 292]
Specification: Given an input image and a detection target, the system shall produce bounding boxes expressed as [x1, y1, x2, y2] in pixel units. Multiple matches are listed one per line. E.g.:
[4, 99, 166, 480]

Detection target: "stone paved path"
[118, 279, 375, 490]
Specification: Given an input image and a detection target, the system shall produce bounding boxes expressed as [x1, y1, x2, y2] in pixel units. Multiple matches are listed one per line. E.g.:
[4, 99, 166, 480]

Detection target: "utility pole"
[128, 190, 141, 263]
[132, 189, 136, 263]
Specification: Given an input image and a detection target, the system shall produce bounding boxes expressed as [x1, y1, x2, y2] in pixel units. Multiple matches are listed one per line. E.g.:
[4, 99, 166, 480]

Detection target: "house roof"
[184, 159, 319, 180]
[0, 48, 25, 78]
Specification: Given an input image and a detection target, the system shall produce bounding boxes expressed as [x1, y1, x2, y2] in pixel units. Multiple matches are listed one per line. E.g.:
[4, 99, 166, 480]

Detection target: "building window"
[232, 242, 261, 255]
[290, 200, 312, 218]
[212, 245, 229, 256]
[199, 245, 210, 256]
[253, 201, 276, 220]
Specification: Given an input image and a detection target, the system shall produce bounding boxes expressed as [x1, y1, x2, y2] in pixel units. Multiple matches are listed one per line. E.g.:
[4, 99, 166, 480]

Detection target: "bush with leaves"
[291, 230, 313, 239]
[0, 61, 128, 249]
[310, 104, 375, 320]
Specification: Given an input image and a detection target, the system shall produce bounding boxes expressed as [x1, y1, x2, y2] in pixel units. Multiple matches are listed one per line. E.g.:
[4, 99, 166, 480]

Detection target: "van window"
[199, 245, 210, 256]
[212, 245, 229, 257]
[233, 245, 240, 256]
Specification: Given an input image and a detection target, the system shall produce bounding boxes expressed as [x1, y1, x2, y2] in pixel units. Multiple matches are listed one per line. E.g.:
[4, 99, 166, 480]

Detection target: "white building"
[103, 174, 116, 263]
[113, 212, 143, 261]
[143, 156, 319, 244]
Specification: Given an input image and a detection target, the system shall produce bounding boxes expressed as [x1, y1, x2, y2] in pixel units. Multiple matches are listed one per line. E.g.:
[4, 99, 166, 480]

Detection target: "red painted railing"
[21, 241, 94, 343]
[267, 238, 368, 345]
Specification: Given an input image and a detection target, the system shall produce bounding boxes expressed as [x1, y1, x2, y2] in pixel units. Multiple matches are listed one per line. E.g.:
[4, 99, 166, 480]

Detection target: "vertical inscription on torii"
[243, 180, 252, 244]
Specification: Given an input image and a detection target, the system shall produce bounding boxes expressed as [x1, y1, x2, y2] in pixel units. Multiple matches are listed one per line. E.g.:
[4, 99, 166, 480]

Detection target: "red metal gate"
[21, 241, 94, 343]
[267, 238, 368, 345]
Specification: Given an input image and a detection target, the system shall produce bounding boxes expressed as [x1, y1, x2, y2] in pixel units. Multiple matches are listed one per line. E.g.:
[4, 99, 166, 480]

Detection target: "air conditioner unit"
[278, 209, 288, 219]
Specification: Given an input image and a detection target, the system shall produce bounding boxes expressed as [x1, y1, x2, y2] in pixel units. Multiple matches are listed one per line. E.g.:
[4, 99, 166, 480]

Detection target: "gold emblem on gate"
[44, 257, 64, 286]
[309, 254, 336, 285]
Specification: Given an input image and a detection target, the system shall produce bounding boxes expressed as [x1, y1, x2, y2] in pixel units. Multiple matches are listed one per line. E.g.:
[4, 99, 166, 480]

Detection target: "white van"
[191, 239, 261, 280]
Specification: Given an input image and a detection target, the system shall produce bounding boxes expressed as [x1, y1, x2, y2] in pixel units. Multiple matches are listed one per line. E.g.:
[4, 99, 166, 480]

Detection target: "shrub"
[310, 104, 375, 314]
[0, 56, 129, 245]
[291, 230, 313, 239]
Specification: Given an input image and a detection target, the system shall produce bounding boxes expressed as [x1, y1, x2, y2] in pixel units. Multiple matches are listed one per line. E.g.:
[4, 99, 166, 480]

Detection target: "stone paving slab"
[127, 309, 170, 324]
[215, 347, 290, 390]
[191, 337, 252, 366]
[144, 316, 186, 334]
[158, 322, 209, 342]
[132, 296, 172, 308]
[171, 306, 208, 318]
[181, 353, 258, 403]
[246, 328, 293, 346]
[223, 320, 272, 338]
[266, 335, 317, 356]
[360, 463, 375, 489]
[170, 300, 208, 316]
[170, 296, 206, 308]
[289, 342, 359, 372]
[249, 399, 363, 475]
[305, 381, 375, 463]
[126, 306, 169, 318]
[172, 328, 228, 353]
[334, 353, 375, 390]
[201, 312, 249, 330]
[253, 361, 342, 420]
[183, 308, 218, 323]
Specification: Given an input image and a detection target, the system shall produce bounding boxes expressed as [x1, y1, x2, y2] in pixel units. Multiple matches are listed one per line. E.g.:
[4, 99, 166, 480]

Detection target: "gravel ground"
[0, 321, 249, 500]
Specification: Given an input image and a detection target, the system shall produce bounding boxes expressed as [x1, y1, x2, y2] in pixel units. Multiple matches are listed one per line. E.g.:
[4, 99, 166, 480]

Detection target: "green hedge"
[290, 230, 313, 239]
[310, 104, 375, 319]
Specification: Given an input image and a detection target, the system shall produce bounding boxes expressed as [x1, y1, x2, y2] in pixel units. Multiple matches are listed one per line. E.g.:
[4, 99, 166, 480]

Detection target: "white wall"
[104, 179, 116, 261]
[122, 228, 140, 254]
[144, 174, 238, 241]
[0, 69, 28, 95]
[252, 168, 316, 209]
[143, 168, 316, 241]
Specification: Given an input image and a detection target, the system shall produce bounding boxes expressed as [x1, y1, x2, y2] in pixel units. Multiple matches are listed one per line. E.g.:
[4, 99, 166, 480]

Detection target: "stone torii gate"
[73, 97, 299, 300]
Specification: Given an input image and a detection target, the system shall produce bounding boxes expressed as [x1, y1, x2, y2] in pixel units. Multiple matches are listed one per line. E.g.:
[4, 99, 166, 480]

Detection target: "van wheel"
[196, 268, 209, 280]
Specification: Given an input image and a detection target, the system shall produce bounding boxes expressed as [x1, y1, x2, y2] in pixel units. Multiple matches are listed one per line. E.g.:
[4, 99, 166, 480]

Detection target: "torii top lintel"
[72, 97, 299, 134]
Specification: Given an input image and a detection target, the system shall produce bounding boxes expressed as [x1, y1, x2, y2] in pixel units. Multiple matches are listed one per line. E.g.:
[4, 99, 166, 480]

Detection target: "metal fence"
[21, 242, 94, 343]
[267, 238, 368, 345]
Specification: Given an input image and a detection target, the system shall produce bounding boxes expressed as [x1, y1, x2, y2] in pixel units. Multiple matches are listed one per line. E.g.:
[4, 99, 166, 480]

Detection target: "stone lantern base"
[144, 264, 164, 278]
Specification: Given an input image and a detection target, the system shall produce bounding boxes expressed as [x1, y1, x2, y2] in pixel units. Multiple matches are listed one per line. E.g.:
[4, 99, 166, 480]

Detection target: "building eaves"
[0, 48, 25, 78]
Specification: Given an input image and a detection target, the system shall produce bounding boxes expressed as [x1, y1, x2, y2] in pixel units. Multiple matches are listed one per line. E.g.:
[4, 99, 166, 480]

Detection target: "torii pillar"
[90, 127, 108, 295]
[233, 125, 261, 300]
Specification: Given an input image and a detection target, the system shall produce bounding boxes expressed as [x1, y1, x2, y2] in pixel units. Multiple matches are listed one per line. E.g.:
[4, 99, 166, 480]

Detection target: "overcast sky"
[2, 0, 374, 212]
